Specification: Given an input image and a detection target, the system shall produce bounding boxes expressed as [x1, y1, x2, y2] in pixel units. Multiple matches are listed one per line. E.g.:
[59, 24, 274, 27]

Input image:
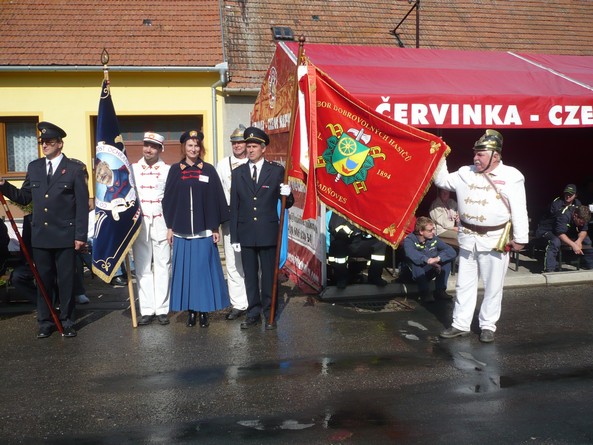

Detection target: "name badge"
[199, 175, 210, 183]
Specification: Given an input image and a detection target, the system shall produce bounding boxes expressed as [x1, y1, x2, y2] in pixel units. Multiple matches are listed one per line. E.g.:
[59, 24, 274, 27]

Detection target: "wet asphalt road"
[1, 279, 593, 444]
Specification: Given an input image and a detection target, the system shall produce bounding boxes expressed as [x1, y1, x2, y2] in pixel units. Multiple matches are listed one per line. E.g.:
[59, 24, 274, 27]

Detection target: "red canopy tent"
[283, 42, 593, 129]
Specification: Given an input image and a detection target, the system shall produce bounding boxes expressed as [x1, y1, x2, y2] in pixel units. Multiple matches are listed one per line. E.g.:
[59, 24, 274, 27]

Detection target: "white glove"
[231, 243, 241, 252]
[280, 183, 291, 196]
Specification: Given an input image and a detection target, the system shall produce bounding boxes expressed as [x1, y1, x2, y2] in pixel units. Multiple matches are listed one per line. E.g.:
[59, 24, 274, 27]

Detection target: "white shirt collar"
[47, 154, 64, 170]
[249, 159, 264, 170]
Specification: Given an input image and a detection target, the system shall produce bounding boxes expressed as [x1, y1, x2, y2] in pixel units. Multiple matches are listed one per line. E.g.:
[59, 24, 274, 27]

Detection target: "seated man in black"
[8, 214, 36, 302]
[400, 216, 457, 303]
[327, 210, 387, 289]
[0, 218, 9, 277]
[536, 183, 581, 244]
[544, 204, 593, 272]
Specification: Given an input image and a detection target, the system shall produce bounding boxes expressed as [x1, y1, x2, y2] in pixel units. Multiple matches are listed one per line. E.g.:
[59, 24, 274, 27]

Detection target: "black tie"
[47, 162, 53, 184]
[252, 165, 257, 183]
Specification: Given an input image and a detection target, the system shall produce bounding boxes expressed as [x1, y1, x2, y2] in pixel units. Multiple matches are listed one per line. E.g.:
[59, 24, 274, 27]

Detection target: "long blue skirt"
[169, 237, 230, 312]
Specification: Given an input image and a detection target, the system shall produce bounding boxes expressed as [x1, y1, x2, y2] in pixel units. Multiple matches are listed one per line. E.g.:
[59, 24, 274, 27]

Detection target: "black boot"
[368, 261, 387, 286]
[333, 263, 349, 289]
[186, 310, 197, 327]
[199, 312, 209, 328]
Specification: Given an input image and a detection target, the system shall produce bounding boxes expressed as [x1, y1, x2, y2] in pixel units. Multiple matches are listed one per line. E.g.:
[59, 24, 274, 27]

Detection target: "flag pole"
[124, 254, 138, 327]
[269, 36, 306, 325]
[0, 192, 63, 333]
[101, 49, 138, 328]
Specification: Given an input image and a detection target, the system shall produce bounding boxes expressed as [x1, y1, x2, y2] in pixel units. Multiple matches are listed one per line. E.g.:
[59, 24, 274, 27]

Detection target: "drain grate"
[340, 298, 416, 313]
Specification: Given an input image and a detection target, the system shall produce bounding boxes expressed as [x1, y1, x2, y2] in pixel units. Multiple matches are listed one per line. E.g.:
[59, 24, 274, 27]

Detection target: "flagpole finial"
[101, 48, 110, 66]
[101, 49, 110, 82]
[298, 35, 306, 65]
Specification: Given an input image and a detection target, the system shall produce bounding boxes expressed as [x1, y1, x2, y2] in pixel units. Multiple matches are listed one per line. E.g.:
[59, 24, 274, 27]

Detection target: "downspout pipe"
[212, 62, 229, 167]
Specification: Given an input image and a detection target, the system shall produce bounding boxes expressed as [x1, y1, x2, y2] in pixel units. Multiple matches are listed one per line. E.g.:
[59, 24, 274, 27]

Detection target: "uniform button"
[44, 222, 48, 226]
[253, 197, 257, 201]
[253, 207, 257, 211]
[45, 194, 49, 198]
[44, 208, 48, 212]
[253, 217, 257, 221]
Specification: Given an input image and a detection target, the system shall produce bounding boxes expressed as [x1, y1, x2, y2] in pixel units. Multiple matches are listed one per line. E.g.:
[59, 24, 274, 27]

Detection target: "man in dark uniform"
[0, 121, 89, 338]
[230, 127, 293, 330]
[536, 184, 582, 272]
[401, 216, 457, 303]
[545, 204, 593, 271]
[536, 184, 581, 242]
[327, 210, 388, 288]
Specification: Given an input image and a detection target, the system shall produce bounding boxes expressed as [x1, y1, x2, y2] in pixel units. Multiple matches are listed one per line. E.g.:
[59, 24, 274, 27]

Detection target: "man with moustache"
[216, 125, 249, 320]
[434, 129, 528, 343]
[132, 132, 171, 326]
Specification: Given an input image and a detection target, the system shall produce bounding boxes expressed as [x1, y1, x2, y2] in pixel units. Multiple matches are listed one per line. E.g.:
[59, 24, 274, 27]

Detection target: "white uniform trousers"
[132, 221, 171, 316]
[452, 246, 510, 333]
[221, 221, 248, 310]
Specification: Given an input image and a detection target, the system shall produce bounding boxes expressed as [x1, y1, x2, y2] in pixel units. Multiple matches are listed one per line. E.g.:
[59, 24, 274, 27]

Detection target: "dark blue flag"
[92, 78, 142, 283]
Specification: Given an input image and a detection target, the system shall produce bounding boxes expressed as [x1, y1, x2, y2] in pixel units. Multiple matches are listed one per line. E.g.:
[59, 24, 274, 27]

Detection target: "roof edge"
[0, 64, 228, 73]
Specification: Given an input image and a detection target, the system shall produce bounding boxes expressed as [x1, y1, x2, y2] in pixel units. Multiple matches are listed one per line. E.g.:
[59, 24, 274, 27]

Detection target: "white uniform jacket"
[132, 158, 170, 240]
[216, 154, 249, 310]
[434, 160, 529, 251]
[216, 154, 249, 206]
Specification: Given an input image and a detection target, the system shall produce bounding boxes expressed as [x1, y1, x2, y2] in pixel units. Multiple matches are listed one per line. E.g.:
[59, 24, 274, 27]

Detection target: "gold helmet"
[473, 129, 503, 152]
[230, 124, 246, 142]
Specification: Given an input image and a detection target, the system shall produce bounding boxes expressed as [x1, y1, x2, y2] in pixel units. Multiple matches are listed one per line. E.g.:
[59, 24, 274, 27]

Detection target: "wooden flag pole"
[100, 49, 137, 328]
[0, 191, 63, 333]
[124, 254, 138, 327]
[269, 36, 307, 325]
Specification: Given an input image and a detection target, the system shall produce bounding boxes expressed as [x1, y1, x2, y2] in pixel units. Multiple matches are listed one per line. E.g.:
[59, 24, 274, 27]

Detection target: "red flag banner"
[303, 67, 449, 247]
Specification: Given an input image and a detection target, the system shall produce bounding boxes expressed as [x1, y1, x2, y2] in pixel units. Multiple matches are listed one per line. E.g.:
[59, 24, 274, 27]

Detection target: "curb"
[319, 270, 593, 302]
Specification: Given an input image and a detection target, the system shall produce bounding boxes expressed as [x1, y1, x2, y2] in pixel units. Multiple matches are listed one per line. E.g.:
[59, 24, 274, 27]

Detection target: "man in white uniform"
[434, 129, 528, 343]
[216, 125, 249, 320]
[132, 132, 171, 325]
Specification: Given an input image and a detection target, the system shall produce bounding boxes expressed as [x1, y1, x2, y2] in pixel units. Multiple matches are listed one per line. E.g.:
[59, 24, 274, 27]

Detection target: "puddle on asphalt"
[43, 403, 410, 444]
[94, 353, 437, 391]
[499, 367, 593, 388]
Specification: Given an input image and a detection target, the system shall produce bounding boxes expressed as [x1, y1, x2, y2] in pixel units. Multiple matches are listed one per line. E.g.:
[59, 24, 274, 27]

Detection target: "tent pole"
[269, 36, 306, 326]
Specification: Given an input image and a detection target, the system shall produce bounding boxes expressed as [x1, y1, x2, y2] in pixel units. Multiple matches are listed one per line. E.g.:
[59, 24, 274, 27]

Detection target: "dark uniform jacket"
[402, 232, 457, 269]
[554, 206, 589, 239]
[162, 159, 228, 235]
[536, 196, 581, 236]
[328, 212, 365, 240]
[0, 156, 89, 249]
[230, 160, 293, 247]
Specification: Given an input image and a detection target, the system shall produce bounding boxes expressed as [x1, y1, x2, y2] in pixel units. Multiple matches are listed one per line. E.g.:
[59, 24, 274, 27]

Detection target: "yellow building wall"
[0, 70, 225, 172]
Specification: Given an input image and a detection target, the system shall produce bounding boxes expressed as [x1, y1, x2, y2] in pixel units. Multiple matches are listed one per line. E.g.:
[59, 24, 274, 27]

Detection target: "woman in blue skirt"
[162, 130, 230, 327]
